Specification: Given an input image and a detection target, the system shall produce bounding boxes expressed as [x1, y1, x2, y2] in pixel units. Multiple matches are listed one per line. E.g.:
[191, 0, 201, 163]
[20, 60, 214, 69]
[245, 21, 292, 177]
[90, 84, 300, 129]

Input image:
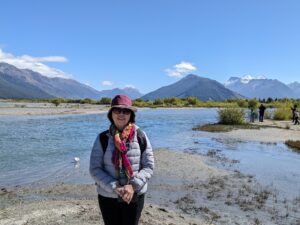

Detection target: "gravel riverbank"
[1, 149, 299, 225]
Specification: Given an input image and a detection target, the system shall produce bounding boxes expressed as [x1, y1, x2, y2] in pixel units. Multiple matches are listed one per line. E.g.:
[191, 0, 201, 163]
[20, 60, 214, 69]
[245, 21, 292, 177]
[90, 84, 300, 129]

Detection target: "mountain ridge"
[0, 63, 142, 100]
[224, 76, 297, 99]
[141, 74, 242, 101]
[1, 62, 300, 100]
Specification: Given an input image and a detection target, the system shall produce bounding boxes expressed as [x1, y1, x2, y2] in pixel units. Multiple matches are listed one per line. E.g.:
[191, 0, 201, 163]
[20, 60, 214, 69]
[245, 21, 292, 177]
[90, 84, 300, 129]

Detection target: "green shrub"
[133, 100, 150, 107]
[134, 98, 144, 102]
[80, 98, 93, 104]
[99, 97, 111, 105]
[163, 97, 182, 106]
[247, 99, 258, 110]
[153, 98, 164, 105]
[51, 98, 63, 107]
[218, 108, 245, 125]
[237, 99, 248, 108]
[186, 97, 199, 106]
[266, 97, 273, 103]
[273, 108, 291, 120]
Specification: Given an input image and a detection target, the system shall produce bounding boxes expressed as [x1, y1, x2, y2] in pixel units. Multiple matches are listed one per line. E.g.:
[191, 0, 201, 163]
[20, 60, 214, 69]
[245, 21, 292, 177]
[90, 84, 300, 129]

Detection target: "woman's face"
[111, 107, 132, 130]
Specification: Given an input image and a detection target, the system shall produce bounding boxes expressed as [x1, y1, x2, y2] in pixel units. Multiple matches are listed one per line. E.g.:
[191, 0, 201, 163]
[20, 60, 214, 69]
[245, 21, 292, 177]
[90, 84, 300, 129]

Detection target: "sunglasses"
[112, 108, 132, 115]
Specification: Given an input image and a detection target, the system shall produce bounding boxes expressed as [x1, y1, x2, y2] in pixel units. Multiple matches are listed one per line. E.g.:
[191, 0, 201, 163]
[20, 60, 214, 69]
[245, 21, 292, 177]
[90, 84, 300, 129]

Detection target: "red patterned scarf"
[111, 123, 135, 179]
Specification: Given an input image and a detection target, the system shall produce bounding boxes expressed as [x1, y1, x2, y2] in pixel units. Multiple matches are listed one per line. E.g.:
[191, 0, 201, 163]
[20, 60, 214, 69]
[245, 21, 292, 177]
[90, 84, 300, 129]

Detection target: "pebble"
[1, 187, 8, 193]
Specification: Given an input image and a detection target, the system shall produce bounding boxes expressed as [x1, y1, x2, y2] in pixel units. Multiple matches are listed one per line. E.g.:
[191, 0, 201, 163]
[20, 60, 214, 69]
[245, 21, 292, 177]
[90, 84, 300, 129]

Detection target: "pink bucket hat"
[109, 95, 137, 113]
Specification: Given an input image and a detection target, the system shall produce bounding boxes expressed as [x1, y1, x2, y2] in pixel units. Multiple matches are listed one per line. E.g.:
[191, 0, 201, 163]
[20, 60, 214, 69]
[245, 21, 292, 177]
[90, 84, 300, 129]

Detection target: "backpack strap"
[136, 128, 147, 153]
[99, 128, 147, 154]
[99, 130, 109, 154]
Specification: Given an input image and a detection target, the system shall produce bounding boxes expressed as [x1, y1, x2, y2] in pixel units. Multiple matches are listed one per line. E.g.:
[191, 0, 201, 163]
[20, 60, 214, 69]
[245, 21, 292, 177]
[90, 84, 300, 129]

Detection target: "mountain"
[224, 76, 296, 99]
[224, 75, 267, 86]
[141, 74, 242, 101]
[0, 63, 142, 100]
[0, 63, 55, 99]
[98, 87, 143, 99]
[288, 82, 300, 97]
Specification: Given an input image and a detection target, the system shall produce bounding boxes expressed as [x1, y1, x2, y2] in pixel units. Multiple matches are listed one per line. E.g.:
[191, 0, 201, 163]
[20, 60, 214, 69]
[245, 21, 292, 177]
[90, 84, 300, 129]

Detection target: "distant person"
[291, 104, 297, 123]
[250, 108, 256, 123]
[258, 104, 266, 122]
[89, 95, 154, 225]
[294, 111, 300, 125]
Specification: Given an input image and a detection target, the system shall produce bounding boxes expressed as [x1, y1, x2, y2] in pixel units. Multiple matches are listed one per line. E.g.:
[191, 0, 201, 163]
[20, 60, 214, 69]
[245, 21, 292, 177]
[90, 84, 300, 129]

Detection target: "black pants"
[98, 194, 145, 225]
[259, 113, 264, 122]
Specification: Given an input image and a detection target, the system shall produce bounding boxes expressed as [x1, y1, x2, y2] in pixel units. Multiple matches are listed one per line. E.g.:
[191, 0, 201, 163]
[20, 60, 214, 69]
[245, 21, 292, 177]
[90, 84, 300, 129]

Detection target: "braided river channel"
[1, 108, 300, 200]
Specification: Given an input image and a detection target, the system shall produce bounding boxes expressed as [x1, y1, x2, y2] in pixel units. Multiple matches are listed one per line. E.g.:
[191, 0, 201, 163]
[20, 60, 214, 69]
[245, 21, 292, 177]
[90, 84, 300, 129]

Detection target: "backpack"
[99, 128, 147, 154]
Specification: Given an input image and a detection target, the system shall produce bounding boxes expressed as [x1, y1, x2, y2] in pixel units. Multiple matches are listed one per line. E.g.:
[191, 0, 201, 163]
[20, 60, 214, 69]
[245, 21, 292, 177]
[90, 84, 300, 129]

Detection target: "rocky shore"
[1, 106, 300, 224]
[1, 149, 300, 225]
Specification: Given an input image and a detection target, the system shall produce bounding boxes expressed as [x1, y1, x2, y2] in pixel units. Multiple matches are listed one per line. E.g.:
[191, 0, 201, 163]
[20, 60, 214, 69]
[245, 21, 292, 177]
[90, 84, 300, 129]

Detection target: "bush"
[99, 97, 111, 105]
[266, 97, 273, 103]
[134, 98, 144, 102]
[163, 97, 182, 106]
[218, 108, 245, 125]
[80, 98, 93, 104]
[51, 98, 63, 107]
[133, 100, 150, 107]
[186, 97, 199, 106]
[273, 108, 291, 120]
[237, 99, 248, 108]
[247, 99, 258, 110]
[153, 98, 164, 105]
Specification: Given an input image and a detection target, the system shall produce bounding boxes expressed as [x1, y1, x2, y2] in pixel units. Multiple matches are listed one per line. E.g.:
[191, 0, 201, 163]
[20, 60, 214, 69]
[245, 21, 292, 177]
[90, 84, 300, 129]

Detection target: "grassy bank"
[1, 97, 300, 110]
[285, 140, 300, 152]
[192, 123, 261, 132]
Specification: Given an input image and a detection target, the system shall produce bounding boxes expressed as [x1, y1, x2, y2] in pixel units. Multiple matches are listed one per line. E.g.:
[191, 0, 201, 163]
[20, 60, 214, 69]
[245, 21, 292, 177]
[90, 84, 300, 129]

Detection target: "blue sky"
[1, 0, 300, 94]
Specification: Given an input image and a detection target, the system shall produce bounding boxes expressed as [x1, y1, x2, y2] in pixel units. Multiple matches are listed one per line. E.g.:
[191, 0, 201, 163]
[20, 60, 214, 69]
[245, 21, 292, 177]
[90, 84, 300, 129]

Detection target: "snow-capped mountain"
[225, 76, 296, 99]
[224, 75, 267, 86]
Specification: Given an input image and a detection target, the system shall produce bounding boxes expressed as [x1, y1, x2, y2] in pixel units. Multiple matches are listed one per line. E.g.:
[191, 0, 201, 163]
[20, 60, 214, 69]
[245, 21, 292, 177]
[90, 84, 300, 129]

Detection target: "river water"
[0, 108, 299, 199]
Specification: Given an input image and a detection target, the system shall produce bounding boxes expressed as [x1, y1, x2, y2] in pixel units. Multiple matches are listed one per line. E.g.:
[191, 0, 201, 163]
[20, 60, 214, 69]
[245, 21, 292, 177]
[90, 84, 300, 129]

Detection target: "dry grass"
[285, 140, 300, 152]
[193, 123, 261, 132]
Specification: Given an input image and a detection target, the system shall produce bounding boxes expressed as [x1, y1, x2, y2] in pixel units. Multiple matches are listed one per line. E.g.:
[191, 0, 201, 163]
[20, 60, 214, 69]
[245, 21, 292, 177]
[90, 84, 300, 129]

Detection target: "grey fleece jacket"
[89, 125, 154, 198]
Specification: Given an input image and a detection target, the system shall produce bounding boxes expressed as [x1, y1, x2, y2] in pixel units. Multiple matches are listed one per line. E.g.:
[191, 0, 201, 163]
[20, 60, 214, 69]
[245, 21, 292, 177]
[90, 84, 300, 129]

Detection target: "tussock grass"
[218, 108, 245, 125]
[273, 108, 291, 120]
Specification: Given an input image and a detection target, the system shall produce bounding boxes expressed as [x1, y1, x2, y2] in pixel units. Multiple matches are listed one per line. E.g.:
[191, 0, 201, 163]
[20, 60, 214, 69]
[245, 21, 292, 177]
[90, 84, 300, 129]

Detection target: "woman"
[90, 95, 154, 225]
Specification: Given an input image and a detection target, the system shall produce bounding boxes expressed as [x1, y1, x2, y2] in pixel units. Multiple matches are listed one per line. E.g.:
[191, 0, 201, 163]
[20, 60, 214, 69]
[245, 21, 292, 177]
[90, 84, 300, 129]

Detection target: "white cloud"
[165, 61, 197, 78]
[21, 55, 67, 63]
[102, 80, 113, 86]
[0, 48, 70, 78]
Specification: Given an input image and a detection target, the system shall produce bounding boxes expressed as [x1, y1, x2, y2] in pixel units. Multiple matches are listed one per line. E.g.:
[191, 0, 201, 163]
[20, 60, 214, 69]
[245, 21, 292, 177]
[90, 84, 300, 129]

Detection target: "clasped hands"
[114, 184, 134, 204]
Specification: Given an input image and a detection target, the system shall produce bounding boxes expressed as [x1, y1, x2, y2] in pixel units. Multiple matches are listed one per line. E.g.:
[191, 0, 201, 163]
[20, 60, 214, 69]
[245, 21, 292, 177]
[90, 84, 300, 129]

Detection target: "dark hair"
[107, 109, 136, 124]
